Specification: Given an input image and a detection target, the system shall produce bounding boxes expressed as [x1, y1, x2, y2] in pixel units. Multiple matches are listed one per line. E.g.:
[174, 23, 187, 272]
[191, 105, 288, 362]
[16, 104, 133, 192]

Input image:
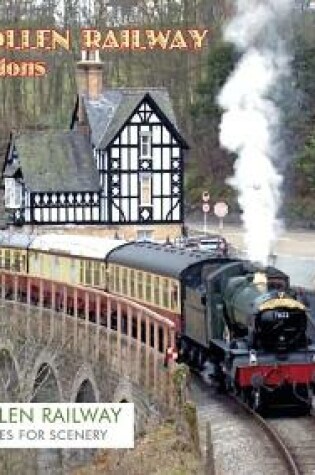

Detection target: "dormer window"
[140, 131, 152, 159]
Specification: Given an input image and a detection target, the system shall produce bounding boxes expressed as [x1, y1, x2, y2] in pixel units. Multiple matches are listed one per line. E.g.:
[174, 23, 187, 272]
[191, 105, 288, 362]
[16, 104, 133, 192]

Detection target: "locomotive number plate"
[273, 311, 289, 320]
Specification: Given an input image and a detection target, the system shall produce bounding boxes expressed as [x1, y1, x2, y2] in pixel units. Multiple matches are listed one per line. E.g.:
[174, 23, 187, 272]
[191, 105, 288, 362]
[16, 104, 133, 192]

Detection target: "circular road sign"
[202, 203, 210, 213]
[202, 191, 210, 202]
[214, 202, 228, 218]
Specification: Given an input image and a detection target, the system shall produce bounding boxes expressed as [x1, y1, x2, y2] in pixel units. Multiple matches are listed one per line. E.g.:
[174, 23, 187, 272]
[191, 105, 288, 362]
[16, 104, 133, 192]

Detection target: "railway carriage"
[28, 234, 125, 288]
[106, 241, 229, 331]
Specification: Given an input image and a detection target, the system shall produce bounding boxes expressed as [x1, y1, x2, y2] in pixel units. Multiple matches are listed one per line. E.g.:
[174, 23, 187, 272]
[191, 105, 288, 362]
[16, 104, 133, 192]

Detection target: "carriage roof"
[107, 241, 224, 279]
[29, 234, 126, 260]
[0, 232, 35, 249]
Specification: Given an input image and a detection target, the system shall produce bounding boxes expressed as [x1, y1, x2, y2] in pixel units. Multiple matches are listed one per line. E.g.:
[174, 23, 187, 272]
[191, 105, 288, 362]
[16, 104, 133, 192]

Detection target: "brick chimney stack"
[76, 50, 104, 125]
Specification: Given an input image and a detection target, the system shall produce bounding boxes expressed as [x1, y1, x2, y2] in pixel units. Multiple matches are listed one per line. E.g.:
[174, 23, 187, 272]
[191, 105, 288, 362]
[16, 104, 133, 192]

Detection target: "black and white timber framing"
[2, 56, 188, 227]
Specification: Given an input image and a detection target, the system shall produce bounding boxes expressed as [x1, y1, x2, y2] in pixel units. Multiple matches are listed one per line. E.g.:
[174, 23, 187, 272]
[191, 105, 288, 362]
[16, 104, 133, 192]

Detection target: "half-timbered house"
[2, 51, 188, 240]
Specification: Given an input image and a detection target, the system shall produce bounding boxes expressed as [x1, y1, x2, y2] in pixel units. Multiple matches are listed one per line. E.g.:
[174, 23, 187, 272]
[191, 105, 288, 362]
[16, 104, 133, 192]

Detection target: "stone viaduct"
[0, 270, 177, 473]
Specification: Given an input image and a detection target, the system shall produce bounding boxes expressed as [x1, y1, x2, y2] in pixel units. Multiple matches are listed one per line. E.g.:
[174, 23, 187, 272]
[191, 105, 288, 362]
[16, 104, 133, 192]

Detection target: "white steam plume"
[218, 0, 294, 265]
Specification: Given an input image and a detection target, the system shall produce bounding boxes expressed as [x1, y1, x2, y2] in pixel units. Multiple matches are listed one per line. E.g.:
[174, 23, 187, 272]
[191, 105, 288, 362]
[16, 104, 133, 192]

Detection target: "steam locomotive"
[182, 260, 315, 412]
[0, 232, 314, 411]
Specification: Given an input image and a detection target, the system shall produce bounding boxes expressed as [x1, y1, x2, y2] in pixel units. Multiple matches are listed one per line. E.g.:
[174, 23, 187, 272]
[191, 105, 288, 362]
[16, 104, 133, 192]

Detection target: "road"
[187, 223, 315, 290]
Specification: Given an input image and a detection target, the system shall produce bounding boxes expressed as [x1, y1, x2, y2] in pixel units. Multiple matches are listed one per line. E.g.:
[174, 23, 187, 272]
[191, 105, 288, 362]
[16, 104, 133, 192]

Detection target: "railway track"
[268, 416, 315, 474]
[192, 373, 315, 474]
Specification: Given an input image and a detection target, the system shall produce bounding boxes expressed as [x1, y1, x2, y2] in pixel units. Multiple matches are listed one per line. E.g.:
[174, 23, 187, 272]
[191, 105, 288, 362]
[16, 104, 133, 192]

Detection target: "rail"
[229, 394, 301, 475]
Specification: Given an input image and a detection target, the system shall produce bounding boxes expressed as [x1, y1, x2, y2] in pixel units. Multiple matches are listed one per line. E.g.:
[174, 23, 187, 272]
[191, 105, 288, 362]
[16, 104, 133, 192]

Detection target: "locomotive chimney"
[253, 272, 267, 292]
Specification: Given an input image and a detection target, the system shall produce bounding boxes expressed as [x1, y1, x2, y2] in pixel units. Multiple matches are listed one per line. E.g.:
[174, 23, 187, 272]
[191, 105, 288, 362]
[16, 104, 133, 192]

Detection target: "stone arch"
[31, 363, 60, 402]
[71, 365, 99, 402]
[113, 380, 134, 404]
[0, 347, 19, 401]
[112, 380, 143, 434]
[28, 350, 62, 402]
[75, 379, 96, 402]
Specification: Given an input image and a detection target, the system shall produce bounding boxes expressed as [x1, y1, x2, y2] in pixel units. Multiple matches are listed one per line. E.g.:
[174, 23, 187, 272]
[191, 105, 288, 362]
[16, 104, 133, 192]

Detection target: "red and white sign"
[202, 203, 210, 213]
[214, 202, 228, 218]
[202, 191, 210, 202]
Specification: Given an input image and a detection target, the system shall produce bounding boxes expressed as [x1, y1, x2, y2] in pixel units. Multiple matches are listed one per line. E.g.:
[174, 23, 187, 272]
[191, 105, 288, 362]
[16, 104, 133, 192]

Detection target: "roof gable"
[80, 88, 188, 150]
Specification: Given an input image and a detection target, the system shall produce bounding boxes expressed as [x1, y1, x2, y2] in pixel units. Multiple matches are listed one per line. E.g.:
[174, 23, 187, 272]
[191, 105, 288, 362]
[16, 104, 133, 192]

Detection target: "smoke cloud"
[218, 0, 294, 265]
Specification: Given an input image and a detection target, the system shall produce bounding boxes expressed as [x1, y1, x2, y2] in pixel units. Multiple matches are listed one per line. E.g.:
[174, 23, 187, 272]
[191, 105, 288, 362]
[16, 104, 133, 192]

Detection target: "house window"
[137, 229, 153, 241]
[5, 179, 22, 209]
[140, 131, 151, 158]
[140, 174, 152, 206]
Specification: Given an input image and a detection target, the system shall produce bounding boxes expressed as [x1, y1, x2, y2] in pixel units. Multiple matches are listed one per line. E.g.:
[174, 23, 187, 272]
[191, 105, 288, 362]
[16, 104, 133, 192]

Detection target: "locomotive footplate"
[210, 339, 315, 390]
[234, 359, 315, 388]
[231, 349, 315, 390]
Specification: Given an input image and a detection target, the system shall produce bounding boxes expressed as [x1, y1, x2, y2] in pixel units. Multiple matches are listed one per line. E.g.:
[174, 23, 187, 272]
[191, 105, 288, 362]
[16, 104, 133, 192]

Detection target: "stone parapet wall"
[20, 223, 183, 241]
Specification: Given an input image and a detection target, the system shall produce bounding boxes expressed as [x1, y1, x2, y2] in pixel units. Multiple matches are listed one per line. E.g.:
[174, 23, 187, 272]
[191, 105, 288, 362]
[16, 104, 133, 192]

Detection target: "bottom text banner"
[0, 403, 134, 448]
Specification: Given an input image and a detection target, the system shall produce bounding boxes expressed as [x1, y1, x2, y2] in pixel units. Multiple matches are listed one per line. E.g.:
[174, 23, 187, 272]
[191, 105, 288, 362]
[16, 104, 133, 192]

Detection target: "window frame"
[139, 131, 152, 159]
[140, 173, 152, 207]
[5, 178, 22, 209]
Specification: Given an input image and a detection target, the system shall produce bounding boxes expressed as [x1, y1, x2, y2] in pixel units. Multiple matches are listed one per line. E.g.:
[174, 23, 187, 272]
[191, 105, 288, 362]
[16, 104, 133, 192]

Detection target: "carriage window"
[0, 250, 2, 268]
[101, 265, 106, 288]
[154, 276, 159, 305]
[122, 268, 128, 294]
[85, 261, 92, 285]
[108, 265, 114, 290]
[80, 260, 84, 284]
[21, 254, 26, 273]
[13, 251, 19, 272]
[94, 262, 100, 286]
[146, 274, 152, 302]
[138, 271, 143, 300]
[171, 283, 179, 310]
[4, 250, 10, 270]
[115, 266, 121, 293]
[130, 269, 135, 297]
[162, 278, 169, 308]
[70, 260, 76, 282]
[54, 256, 60, 280]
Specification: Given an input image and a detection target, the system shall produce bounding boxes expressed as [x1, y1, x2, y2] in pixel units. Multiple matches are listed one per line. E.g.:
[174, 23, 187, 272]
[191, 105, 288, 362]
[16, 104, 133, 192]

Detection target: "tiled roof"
[3, 130, 100, 193]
